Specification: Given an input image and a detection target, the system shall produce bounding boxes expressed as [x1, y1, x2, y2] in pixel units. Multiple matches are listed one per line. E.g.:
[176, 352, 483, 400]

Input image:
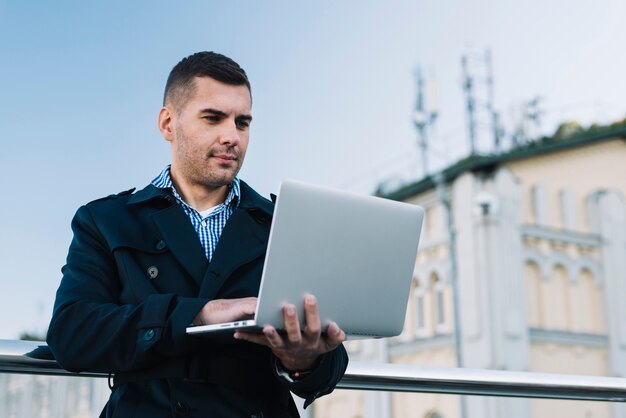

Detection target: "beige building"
[312, 122, 626, 418]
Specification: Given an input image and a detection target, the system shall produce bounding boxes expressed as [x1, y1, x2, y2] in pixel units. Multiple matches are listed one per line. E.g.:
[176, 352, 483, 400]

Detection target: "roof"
[380, 122, 626, 202]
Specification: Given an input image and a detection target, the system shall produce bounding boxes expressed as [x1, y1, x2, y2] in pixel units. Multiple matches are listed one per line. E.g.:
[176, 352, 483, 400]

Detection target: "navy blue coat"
[47, 181, 348, 417]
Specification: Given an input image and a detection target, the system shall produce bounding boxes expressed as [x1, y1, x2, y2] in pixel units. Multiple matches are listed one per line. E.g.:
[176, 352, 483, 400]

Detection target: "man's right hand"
[193, 297, 257, 326]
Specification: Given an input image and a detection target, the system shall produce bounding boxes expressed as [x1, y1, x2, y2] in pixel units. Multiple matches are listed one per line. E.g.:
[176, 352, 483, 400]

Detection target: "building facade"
[312, 124, 626, 418]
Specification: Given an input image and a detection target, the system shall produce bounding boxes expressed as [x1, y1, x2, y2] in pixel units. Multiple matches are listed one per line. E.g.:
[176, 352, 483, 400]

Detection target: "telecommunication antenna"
[412, 68, 438, 177]
[525, 96, 544, 138]
[510, 96, 544, 146]
[485, 50, 503, 151]
[461, 55, 477, 155]
[461, 49, 501, 155]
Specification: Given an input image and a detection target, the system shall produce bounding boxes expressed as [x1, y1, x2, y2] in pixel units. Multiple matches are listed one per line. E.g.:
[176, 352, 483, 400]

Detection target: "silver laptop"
[186, 179, 424, 338]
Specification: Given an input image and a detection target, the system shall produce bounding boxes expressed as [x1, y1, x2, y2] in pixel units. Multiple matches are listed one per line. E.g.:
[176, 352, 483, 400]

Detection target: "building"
[312, 122, 626, 418]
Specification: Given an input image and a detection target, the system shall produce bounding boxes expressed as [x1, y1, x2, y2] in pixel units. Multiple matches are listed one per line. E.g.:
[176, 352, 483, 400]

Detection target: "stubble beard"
[176, 142, 243, 190]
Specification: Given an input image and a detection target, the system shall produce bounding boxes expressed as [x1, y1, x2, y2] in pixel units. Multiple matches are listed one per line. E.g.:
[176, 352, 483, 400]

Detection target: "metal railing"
[2, 339, 626, 402]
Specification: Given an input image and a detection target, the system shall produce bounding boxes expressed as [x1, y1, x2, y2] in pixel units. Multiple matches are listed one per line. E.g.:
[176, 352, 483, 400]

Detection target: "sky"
[1, 0, 625, 339]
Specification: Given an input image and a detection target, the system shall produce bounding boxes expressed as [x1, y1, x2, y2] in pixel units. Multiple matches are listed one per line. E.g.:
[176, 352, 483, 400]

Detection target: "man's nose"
[219, 121, 241, 145]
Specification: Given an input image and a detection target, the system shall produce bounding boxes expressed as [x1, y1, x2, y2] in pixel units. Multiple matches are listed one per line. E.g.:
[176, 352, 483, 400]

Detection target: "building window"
[414, 287, 426, 331]
[436, 289, 445, 326]
[559, 188, 576, 230]
[579, 269, 605, 334]
[425, 205, 437, 239]
[531, 184, 547, 226]
[412, 277, 428, 338]
[543, 265, 570, 330]
[430, 273, 446, 333]
[417, 296, 426, 329]
[524, 261, 543, 327]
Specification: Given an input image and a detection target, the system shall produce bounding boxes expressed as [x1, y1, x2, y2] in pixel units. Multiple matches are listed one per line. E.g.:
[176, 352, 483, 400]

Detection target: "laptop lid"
[254, 179, 423, 338]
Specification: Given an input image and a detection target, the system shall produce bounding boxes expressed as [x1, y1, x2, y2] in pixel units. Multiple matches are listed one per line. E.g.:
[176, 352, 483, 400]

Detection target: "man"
[47, 51, 348, 417]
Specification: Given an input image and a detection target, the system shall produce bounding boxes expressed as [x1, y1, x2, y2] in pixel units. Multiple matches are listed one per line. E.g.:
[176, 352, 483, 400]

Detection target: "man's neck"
[170, 170, 229, 212]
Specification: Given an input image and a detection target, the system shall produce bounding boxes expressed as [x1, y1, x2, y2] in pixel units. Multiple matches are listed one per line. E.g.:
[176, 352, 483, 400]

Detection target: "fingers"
[303, 294, 321, 340]
[283, 304, 302, 344]
[234, 331, 270, 347]
[196, 297, 258, 325]
[262, 326, 285, 348]
[234, 325, 284, 348]
[235, 305, 346, 373]
[240, 297, 257, 317]
[324, 321, 346, 350]
[280, 294, 322, 343]
[234, 295, 345, 361]
[235, 326, 290, 353]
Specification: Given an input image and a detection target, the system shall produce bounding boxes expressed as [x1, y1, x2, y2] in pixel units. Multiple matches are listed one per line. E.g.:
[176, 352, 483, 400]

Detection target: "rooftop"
[379, 120, 626, 201]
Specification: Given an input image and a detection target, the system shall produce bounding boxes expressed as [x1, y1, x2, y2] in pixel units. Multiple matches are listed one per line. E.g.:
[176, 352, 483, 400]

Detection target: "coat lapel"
[198, 181, 274, 300]
[151, 205, 208, 287]
[128, 184, 208, 287]
[198, 208, 270, 299]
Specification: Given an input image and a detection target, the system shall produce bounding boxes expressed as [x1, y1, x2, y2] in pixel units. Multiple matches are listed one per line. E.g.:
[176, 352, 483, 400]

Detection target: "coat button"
[174, 400, 190, 416]
[147, 266, 159, 279]
[155, 240, 167, 250]
[143, 329, 155, 341]
[255, 215, 266, 224]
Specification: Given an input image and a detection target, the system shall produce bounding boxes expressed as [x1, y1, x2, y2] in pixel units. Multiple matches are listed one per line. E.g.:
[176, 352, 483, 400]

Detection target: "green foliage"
[19, 330, 46, 341]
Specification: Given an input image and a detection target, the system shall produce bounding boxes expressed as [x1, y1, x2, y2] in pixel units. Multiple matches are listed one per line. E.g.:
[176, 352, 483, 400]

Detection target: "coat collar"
[127, 183, 171, 205]
[126, 179, 274, 294]
[127, 180, 273, 216]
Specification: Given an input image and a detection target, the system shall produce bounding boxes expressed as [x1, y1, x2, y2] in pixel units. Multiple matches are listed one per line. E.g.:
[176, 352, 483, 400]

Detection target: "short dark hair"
[163, 51, 251, 109]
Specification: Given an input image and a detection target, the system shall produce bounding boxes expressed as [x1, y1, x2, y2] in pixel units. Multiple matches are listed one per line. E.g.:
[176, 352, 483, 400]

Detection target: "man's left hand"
[234, 294, 345, 371]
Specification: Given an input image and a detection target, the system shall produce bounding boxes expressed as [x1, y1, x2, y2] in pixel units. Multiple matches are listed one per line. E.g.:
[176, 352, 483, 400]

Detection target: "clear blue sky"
[1, 0, 625, 339]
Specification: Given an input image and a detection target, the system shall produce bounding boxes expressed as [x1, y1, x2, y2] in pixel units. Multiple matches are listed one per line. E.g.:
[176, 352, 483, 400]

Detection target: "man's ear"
[158, 106, 175, 142]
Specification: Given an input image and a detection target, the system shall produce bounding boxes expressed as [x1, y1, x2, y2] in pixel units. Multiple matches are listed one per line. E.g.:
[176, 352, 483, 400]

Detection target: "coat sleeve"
[274, 344, 349, 408]
[47, 205, 208, 373]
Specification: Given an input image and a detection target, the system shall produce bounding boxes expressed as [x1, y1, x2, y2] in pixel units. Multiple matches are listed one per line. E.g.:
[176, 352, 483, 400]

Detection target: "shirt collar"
[151, 165, 240, 209]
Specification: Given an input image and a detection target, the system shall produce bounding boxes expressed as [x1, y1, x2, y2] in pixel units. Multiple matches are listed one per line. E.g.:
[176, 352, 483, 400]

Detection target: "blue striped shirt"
[151, 165, 241, 261]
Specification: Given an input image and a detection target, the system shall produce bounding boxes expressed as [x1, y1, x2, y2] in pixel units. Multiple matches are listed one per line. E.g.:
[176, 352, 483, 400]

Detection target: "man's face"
[165, 76, 252, 190]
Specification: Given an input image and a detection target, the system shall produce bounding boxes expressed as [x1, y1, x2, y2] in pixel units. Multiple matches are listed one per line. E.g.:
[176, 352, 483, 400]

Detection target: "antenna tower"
[461, 49, 501, 155]
[412, 68, 438, 177]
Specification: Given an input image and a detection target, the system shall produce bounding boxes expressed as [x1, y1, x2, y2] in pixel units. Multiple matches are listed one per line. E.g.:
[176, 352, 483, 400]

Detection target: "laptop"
[186, 179, 424, 339]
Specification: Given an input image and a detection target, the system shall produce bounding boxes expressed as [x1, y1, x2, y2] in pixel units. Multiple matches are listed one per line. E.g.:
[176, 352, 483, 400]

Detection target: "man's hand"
[194, 297, 257, 326]
[234, 294, 346, 371]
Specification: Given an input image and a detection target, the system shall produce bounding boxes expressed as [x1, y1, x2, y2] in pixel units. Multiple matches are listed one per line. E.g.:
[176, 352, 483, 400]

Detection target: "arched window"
[524, 261, 543, 327]
[559, 187, 576, 230]
[413, 278, 426, 337]
[430, 273, 445, 332]
[543, 265, 570, 330]
[579, 269, 605, 334]
[424, 205, 440, 239]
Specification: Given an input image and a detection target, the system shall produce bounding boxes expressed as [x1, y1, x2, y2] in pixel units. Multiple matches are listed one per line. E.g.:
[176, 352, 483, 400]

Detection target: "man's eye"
[204, 116, 221, 123]
[236, 120, 250, 129]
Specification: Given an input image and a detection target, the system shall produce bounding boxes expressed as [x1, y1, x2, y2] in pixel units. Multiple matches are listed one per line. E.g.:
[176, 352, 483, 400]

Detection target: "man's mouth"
[211, 153, 238, 163]
[211, 153, 238, 164]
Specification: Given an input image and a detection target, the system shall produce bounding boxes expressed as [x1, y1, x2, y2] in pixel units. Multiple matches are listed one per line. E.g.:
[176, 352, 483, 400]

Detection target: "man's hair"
[163, 51, 251, 109]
